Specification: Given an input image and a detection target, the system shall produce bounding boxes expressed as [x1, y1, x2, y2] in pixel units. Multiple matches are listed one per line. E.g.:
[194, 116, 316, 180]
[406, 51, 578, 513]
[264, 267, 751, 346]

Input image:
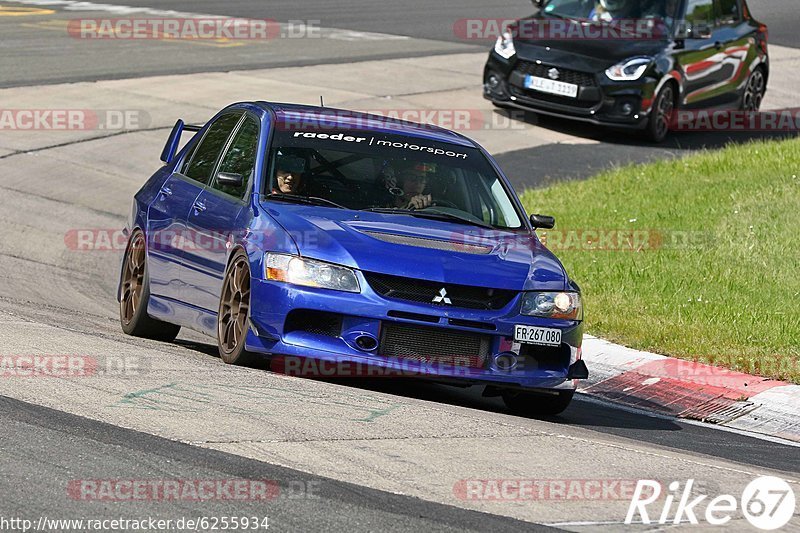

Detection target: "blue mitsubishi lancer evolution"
[118, 101, 587, 416]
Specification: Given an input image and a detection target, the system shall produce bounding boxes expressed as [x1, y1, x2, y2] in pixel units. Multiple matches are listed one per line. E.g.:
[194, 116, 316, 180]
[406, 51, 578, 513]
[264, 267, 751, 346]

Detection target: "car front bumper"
[245, 274, 585, 392]
[484, 53, 658, 129]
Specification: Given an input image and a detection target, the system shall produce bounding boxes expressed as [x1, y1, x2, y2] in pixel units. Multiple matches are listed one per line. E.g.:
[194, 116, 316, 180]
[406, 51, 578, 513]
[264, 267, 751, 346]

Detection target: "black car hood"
[511, 14, 667, 70]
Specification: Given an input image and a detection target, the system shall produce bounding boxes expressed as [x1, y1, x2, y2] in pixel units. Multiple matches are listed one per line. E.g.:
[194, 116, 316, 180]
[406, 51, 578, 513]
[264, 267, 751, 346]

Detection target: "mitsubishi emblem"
[432, 288, 452, 305]
[548, 68, 560, 80]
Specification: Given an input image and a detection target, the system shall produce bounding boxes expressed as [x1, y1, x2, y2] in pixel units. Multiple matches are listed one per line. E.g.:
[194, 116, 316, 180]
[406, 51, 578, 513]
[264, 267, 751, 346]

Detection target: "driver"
[273, 151, 307, 195]
[589, 0, 637, 21]
[641, 0, 678, 29]
[393, 168, 433, 209]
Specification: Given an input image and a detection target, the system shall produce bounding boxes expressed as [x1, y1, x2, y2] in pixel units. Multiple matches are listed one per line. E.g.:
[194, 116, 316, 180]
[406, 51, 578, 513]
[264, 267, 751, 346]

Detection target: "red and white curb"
[579, 335, 800, 443]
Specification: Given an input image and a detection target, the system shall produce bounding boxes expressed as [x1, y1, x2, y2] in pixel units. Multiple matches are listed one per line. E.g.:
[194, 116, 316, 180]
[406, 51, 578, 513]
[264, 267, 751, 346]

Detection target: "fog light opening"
[492, 351, 519, 372]
[484, 72, 507, 98]
[354, 335, 378, 352]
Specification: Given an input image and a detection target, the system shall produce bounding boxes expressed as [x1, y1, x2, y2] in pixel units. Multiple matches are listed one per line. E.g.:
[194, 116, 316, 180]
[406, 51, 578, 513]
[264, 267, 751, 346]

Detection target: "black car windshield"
[264, 128, 524, 230]
[543, 0, 680, 29]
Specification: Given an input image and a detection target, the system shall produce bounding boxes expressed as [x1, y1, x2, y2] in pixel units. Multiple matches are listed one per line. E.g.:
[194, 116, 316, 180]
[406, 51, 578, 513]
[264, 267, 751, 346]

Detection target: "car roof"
[254, 101, 477, 148]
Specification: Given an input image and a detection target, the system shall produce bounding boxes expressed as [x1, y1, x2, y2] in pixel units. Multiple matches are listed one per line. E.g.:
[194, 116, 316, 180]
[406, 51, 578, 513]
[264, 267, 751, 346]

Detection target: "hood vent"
[363, 231, 493, 255]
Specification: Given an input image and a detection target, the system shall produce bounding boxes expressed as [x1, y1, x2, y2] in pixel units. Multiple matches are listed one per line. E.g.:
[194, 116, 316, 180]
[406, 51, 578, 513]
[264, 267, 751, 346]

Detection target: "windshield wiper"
[544, 11, 576, 22]
[362, 207, 496, 230]
[264, 193, 346, 209]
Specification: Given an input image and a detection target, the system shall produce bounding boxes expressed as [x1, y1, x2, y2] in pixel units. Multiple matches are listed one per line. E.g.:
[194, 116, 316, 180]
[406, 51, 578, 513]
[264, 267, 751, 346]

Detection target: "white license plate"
[524, 75, 579, 98]
[514, 325, 562, 346]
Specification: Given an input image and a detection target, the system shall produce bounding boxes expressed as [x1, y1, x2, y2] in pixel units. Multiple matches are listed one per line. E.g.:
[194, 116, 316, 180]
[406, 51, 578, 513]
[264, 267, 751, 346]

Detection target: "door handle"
[160, 186, 173, 197]
[193, 201, 207, 213]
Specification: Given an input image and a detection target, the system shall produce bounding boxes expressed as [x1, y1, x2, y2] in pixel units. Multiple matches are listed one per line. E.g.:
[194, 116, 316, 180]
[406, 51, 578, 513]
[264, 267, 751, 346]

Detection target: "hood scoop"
[362, 231, 494, 255]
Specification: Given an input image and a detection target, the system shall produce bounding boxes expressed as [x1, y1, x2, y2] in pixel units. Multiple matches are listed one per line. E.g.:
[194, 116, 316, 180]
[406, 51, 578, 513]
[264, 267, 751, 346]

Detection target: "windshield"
[543, 0, 680, 29]
[264, 129, 524, 230]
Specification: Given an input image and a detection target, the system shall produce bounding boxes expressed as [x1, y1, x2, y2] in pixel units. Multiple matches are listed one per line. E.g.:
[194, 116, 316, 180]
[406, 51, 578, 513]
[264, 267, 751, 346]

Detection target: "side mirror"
[530, 213, 555, 229]
[689, 22, 712, 39]
[217, 172, 245, 188]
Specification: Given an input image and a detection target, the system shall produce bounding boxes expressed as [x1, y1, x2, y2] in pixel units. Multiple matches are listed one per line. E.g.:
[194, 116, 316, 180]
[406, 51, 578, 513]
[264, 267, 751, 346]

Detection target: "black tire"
[644, 83, 676, 143]
[502, 389, 575, 417]
[741, 66, 766, 112]
[217, 250, 257, 366]
[119, 230, 181, 342]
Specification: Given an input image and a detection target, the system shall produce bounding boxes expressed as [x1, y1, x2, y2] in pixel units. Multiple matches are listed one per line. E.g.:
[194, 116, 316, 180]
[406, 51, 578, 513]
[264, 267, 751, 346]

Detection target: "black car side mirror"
[689, 22, 712, 40]
[217, 172, 245, 187]
[530, 213, 555, 229]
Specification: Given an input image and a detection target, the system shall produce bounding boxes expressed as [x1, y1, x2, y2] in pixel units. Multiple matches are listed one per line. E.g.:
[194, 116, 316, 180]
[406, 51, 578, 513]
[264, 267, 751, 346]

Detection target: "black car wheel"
[741, 67, 766, 112]
[644, 83, 675, 143]
[501, 389, 575, 417]
[217, 250, 257, 365]
[119, 230, 181, 341]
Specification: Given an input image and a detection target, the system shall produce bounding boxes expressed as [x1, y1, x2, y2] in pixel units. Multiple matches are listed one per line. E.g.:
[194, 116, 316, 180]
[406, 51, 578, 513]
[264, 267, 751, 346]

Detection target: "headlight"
[494, 31, 516, 60]
[605, 57, 652, 81]
[265, 253, 360, 293]
[521, 291, 582, 320]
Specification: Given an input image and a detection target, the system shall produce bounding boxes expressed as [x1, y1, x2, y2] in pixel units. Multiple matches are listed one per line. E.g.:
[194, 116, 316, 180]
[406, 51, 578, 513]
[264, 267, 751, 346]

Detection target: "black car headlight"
[494, 31, 516, 60]
[265, 253, 360, 293]
[521, 291, 582, 320]
[605, 57, 652, 81]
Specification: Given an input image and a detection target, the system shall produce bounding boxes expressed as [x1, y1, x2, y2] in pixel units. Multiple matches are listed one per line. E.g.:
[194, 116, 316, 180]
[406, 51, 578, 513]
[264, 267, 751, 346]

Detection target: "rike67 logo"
[626, 476, 796, 530]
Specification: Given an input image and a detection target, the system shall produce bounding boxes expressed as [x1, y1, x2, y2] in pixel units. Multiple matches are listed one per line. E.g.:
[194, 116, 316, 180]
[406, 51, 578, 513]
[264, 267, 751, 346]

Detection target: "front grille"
[510, 85, 600, 108]
[515, 61, 597, 87]
[364, 272, 517, 310]
[379, 322, 490, 368]
[387, 310, 441, 323]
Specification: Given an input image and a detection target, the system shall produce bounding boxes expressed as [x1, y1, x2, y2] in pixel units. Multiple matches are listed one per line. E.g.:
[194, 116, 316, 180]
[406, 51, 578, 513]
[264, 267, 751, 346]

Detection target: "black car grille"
[363, 272, 517, 310]
[515, 61, 597, 87]
[510, 86, 600, 108]
[379, 322, 490, 368]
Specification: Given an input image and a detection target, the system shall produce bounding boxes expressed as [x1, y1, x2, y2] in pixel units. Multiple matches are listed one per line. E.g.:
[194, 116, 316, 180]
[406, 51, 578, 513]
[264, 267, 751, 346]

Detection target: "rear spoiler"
[160, 119, 204, 164]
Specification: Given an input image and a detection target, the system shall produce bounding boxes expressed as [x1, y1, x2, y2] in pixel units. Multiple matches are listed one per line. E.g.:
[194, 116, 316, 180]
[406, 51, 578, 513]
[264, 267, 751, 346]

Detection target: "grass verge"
[520, 138, 800, 383]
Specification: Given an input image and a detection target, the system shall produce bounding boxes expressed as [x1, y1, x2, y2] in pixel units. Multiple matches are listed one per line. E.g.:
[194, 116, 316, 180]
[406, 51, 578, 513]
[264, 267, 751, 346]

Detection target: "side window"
[715, 0, 740, 25]
[685, 0, 715, 27]
[182, 113, 242, 185]
[213, 116, 260, 199]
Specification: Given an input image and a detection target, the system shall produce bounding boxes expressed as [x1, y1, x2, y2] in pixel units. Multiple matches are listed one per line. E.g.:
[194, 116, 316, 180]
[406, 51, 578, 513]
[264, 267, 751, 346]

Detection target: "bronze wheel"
[217, 251, 255, 365]
[120, 233, 145, 326]
[119, 230, 181, 341]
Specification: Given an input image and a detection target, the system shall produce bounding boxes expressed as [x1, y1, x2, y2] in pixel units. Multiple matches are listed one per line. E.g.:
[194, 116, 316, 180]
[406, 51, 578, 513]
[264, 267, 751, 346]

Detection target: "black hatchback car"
[483, 0, 768, 141]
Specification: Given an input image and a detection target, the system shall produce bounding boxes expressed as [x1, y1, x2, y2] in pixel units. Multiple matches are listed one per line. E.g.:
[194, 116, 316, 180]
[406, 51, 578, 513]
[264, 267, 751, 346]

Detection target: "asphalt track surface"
[0, 0, 799, 531]
[0, 0, 796, 88]
[0, 396, 552, 532]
